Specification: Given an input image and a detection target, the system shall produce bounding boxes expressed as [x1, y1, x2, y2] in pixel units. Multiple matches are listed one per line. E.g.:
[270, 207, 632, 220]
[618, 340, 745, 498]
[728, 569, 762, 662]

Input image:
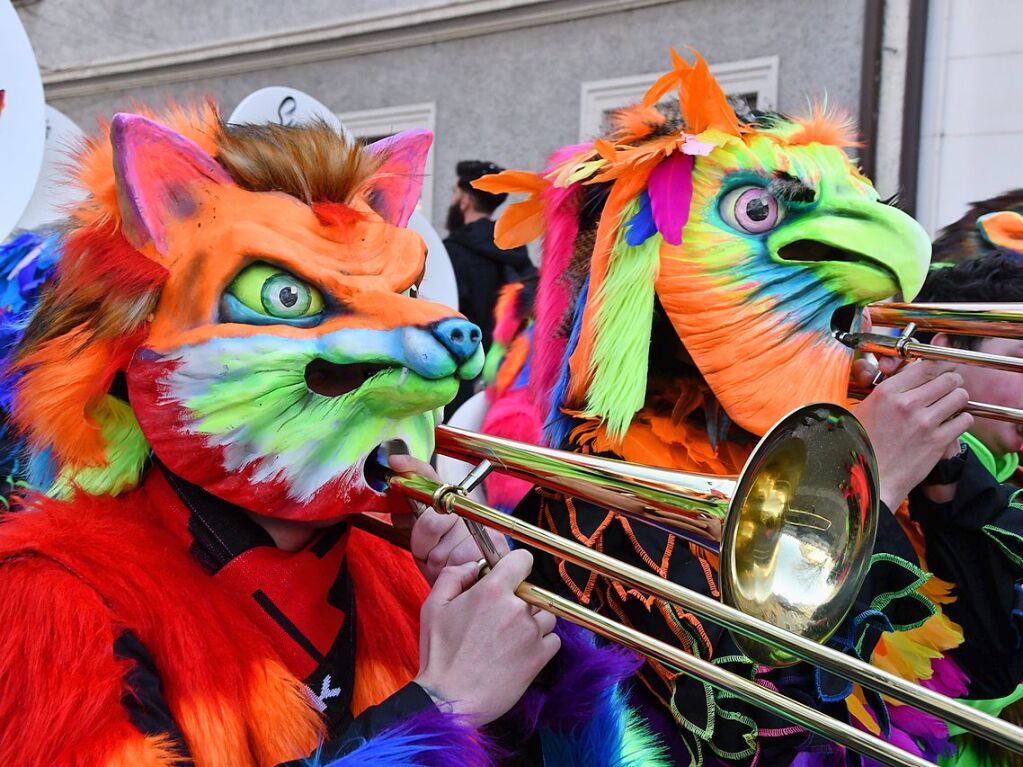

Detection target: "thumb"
[430, 561, 480, 603]
[851, 357, 878, 388]
[877, 356, 904, 376]
[388, 453, 441, 482]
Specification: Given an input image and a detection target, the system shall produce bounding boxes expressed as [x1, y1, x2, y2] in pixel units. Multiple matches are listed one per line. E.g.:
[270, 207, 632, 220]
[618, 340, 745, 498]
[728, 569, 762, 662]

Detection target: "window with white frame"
[578, 56, 779, 142]
[337, 102, 437, 222]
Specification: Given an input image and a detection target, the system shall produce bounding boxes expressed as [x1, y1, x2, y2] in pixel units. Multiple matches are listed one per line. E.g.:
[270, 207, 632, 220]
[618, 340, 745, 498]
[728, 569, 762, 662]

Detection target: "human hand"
[414, 549, 560, 726]
[853, 359, 973, 509]
[387, 453, 510, 585]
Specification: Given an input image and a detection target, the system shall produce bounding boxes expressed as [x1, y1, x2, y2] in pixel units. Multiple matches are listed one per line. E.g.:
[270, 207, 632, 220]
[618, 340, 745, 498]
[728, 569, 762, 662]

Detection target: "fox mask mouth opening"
[830, 304, 860, 336]
[362, 439, 410, 492]
[304, 357, 397, 398]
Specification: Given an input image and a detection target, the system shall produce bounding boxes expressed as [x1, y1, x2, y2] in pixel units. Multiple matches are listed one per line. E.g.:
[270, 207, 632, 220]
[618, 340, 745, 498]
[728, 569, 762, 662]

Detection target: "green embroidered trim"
[850, 553, 937, 655]
[662, 603, 709, 660]
[982, 523, 1023, 570]
[868, 552, 931, 612]
[669, 676, 717, 744]
[705, 655, 763, 761]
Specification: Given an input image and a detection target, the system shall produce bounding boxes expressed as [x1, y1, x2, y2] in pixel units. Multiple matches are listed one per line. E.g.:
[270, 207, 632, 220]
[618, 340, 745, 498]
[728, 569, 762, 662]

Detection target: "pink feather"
[529, 145, 587, 419]
[646, 151, 694, 246]
[481, 386, 543, 511]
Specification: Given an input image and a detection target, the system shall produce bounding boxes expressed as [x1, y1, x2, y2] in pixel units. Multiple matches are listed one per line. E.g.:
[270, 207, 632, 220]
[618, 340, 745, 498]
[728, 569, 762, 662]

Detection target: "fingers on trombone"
[928, 381, 971, 422]
[908, 369, 965, 409]
[410, 509, 461, 564]
[871, 355, 908, 385]
[533, 608, 557, 638]
[481, 548, 534, 589]
[882, 358, 953, 393]
[938, 410, 975, 442]
[429, 560, 484, 605]
[444, 530, 493, 571]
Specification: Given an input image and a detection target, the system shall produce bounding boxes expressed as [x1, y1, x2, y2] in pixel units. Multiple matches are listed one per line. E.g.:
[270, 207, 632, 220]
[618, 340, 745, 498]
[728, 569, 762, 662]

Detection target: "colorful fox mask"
[6, 106, 483, 520]
[479, 50, 931, 441]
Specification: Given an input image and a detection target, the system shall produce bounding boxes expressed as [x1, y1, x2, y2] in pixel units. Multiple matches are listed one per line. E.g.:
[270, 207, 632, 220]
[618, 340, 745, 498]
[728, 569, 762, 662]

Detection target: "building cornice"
[42, 0, 674, 100]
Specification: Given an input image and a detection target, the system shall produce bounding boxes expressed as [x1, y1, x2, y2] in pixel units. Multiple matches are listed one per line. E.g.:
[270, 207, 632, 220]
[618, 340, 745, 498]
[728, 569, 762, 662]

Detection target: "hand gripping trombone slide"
[356, 402, 1023, 767]
[839, 302, 1023, 424]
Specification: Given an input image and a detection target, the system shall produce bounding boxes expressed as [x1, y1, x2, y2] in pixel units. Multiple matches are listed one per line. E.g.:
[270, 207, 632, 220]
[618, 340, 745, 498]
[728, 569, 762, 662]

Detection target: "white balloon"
[408, 210, 458, 311]
[0, 1, 46, 241]
[228, 86, 353, 142]
[17, 106, 85, 230]
[435, 391, 489, 503]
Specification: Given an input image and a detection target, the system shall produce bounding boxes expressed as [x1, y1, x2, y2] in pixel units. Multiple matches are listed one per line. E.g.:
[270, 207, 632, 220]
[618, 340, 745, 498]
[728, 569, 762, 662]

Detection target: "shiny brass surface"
[721, 406, 876, 665]
[845, 303, 1023, 424]
[518, 580, 935, 767]
[388, 470, 1023, 763]
[869, 302, 1023, 339]
[376, 401, 1023, 762]
[437, 403, 877, 666]
[849, 388, 1023, 425]
[838, 330, 1023, 372]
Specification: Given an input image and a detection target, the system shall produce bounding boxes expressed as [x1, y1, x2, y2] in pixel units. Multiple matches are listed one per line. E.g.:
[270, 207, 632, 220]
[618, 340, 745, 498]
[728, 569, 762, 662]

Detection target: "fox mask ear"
[364, 129, 432, 228]
[111, 113, 235, 256]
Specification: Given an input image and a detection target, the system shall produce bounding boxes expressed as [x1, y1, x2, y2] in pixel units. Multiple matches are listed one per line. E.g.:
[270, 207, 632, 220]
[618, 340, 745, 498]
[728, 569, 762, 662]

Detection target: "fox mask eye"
[221, 263, 325, 327]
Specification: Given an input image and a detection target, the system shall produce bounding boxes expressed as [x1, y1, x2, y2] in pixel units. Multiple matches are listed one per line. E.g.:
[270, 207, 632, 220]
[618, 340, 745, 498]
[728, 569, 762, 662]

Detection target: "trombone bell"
[723, 405, 877, 665]
[434, 403, 879, 666]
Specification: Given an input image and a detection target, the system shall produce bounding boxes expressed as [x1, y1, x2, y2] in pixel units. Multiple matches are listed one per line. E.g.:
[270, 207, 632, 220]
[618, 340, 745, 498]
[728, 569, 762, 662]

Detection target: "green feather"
[583, 197, 661, 442]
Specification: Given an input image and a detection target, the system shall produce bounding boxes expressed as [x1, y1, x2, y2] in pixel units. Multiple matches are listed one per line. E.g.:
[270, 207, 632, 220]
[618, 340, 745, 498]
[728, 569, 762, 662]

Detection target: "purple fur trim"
[515, 621, 643, 733]
[311, 706, 496, 767]
[646, 152, 694, 246]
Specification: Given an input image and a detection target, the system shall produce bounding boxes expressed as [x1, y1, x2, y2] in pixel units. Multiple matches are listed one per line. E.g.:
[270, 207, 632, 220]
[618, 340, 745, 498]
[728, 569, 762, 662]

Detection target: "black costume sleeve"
[322, 682, 436, 745]
[909, 451, 1023, 698]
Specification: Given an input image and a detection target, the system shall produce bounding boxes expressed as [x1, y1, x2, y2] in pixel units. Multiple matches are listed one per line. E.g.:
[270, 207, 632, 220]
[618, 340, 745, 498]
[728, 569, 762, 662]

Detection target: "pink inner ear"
[111, 113, 234, 255]
[366, 129, 433, 227]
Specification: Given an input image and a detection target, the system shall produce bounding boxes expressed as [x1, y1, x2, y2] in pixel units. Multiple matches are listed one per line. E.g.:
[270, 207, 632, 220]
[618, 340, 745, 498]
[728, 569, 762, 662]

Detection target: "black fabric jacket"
[444, 218, 534, 350]
[909, 451, 1023, 698]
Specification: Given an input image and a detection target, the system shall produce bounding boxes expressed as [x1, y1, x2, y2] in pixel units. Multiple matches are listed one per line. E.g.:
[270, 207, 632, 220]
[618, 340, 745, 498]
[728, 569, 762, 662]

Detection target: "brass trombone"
[360, 403, 1023, 767]
[837, 302, 1023, 424]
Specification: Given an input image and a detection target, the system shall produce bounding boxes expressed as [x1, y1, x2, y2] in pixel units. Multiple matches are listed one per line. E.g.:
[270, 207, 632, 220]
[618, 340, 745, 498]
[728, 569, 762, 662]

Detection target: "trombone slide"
[380, 465, 1023, 760]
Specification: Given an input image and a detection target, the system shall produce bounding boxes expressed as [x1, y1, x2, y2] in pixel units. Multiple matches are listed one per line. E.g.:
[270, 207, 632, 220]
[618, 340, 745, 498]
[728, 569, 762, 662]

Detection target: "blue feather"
[0, 230, 63, 500]
[544, 277, 588, 447]
[624, 191, 657, 246]
[536, 684, 667, 767]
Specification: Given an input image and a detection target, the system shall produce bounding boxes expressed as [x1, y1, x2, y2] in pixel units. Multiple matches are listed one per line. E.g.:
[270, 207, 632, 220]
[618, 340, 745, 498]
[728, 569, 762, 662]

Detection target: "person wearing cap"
[444, 160, 536, 416]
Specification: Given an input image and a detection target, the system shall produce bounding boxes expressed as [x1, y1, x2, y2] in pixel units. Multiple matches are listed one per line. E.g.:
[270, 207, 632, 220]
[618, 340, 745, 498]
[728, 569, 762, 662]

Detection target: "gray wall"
[19, 0, 867, 226]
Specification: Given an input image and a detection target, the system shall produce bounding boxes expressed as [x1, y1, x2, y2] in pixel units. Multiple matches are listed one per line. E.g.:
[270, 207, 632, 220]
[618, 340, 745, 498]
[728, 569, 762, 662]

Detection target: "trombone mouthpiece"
[833, 330, 859, 348]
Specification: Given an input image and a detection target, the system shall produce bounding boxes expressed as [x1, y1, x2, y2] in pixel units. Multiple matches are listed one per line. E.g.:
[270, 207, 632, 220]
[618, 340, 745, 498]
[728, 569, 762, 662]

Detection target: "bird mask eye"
[719, 185, 784, 234]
